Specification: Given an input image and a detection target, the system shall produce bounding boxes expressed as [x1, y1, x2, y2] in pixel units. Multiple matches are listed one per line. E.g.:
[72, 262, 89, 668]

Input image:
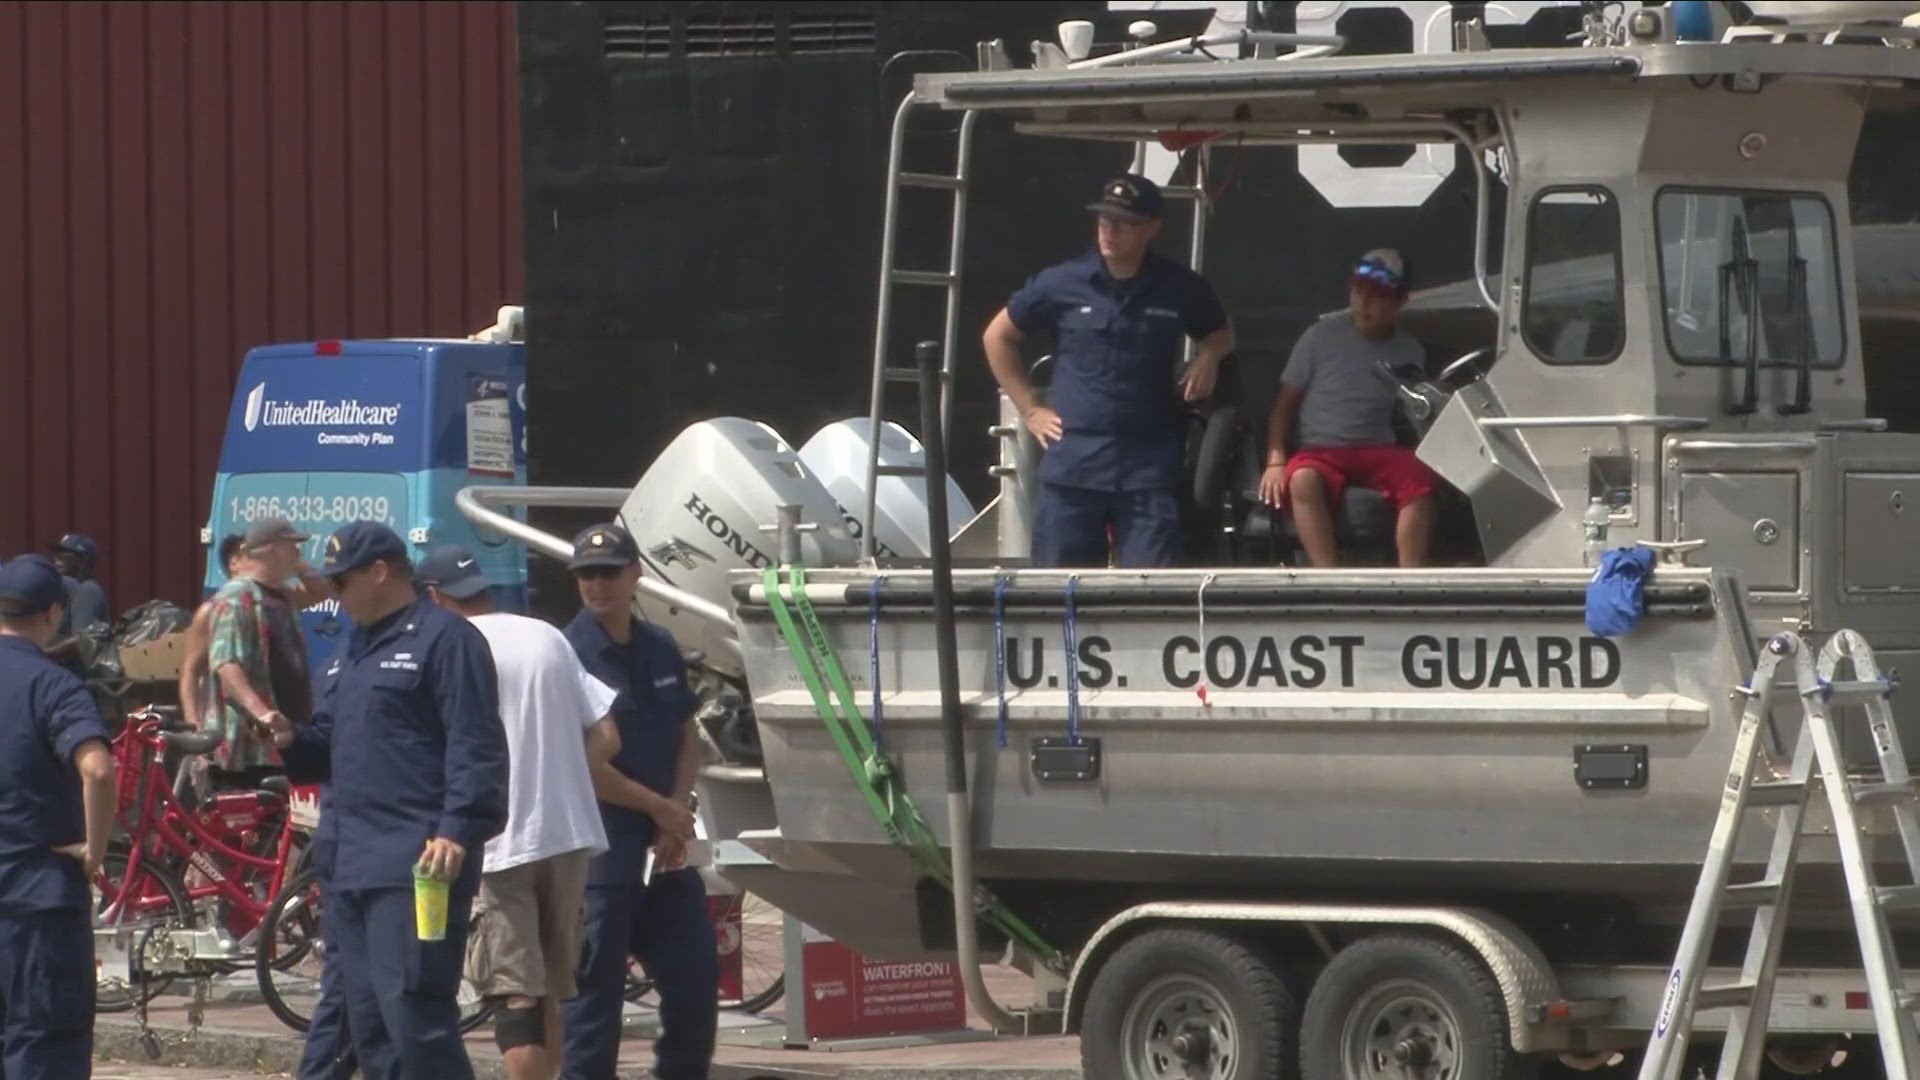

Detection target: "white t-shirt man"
[469, 611, 616, 872]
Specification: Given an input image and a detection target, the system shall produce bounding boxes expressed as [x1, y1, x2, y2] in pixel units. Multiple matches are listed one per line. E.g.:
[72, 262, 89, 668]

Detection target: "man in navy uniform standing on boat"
[982, 173, 1236, 567]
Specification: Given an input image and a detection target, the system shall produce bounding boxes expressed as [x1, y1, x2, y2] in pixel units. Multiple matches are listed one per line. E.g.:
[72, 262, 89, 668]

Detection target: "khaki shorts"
[464, 849, 593, 1002]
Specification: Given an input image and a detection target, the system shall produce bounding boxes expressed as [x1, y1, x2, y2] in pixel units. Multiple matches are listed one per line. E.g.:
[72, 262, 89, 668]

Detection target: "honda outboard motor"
[619, 417, 857, 675]
[797, 418, 975, 559]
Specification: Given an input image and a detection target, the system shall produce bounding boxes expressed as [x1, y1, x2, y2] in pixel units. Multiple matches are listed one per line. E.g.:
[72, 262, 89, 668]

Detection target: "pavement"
[93, 964, 1082, 1079]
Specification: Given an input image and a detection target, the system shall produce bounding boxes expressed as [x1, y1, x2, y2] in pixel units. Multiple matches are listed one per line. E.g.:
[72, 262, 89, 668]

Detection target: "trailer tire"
[1081, 927, 1297, 1080]
[1301, 932, 1535, 1080]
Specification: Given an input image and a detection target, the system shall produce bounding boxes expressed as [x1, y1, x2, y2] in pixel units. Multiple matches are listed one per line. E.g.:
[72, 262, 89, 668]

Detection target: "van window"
[1656, 189, 1843, 368]
[1523, 187, 1624, 365]
[215, 472, 410, 569]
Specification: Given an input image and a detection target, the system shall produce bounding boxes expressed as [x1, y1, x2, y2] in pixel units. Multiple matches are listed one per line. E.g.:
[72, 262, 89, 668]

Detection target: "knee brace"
[493, 1003, 546, 1053]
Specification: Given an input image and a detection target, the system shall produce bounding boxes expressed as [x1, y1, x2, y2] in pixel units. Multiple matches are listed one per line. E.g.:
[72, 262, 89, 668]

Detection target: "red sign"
[800, 934, 967, 1040]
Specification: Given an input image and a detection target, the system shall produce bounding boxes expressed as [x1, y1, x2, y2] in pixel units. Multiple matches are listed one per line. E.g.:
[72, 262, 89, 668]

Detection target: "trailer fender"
[1063, 901, 1560, 1054]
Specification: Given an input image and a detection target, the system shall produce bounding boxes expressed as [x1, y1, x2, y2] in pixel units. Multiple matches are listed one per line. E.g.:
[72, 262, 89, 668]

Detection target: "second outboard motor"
[797, 418, 975, 559]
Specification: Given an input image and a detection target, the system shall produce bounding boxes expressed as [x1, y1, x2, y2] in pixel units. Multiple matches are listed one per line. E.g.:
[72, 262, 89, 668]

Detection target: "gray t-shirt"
[1279, 313, 1424, 448]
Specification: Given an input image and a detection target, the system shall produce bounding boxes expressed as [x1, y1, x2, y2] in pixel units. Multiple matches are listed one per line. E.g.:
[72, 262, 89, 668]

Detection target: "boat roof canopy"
[913, 43, 1920, 143]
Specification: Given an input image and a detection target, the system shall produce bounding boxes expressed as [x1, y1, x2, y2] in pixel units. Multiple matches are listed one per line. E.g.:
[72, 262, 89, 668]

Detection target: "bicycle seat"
[258, 775, 291, 798]
[160, 729, 225, 756]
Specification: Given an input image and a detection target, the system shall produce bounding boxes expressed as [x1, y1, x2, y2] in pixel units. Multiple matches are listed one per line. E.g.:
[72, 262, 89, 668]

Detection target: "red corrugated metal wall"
[0, 0, 523, 611]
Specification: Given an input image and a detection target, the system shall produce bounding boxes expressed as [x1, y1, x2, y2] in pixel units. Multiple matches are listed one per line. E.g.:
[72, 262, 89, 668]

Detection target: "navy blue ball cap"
[416, 544, 490, 599]
[0, 555, 69, 616]
[1088, 173, 1163, 222]
[321, 521, 410, 577]
[569, 523, 639, 570]
[51, 533, 98, 568]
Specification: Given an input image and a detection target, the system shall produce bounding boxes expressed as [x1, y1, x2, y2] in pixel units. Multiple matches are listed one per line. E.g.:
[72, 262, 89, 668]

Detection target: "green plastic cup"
[413, 866, 450, 942]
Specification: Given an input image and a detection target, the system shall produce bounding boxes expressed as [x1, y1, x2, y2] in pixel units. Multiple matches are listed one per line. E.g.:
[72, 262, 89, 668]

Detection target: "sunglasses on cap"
[1353, 261, 1403, 290]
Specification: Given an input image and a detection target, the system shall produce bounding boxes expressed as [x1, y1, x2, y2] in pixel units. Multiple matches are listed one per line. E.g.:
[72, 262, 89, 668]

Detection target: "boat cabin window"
[1522, 187, 1625, 365]
[1657, 189, 1844, 369]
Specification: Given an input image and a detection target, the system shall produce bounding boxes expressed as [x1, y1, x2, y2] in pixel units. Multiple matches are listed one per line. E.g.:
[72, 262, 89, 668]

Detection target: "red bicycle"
[94, 705, 315, 1011]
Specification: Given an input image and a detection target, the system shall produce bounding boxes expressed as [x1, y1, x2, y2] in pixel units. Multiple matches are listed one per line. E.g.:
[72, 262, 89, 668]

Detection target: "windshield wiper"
[1778, 217, 1813, 416]
[1720, 217, 1760, 416]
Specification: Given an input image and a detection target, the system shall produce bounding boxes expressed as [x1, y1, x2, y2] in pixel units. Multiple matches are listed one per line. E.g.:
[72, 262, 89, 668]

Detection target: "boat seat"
[258, 775, 291, 798]
[1236, 484, 1397, 565]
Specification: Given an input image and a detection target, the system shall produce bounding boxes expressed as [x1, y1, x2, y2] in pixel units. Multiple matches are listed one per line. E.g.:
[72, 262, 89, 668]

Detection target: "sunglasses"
[572, 565, 627, 581]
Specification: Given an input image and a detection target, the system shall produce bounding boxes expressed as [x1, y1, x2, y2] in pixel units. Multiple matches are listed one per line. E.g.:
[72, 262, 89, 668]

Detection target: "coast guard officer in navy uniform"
[560, 523, 718, 1080]
[0, 555, 116, 1078]
[983, 173, 1235, 567]
[265, 522, 508, 1080]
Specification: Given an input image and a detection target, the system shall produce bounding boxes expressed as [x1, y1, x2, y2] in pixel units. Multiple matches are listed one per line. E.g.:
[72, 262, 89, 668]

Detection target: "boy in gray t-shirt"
[1257, 249, 1441, 567]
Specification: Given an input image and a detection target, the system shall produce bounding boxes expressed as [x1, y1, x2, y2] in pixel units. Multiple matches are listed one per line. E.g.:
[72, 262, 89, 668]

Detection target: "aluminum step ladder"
[860, 97, 978, 562]
[1640, 629, 1920, 1080]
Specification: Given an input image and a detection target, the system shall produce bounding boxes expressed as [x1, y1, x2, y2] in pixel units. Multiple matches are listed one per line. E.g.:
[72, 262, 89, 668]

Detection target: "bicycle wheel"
[95, 852, 196, 1012]
[256, 867, 326, 1032]
[731, 891, 786, 1014]
[256, 867, 495, 1034]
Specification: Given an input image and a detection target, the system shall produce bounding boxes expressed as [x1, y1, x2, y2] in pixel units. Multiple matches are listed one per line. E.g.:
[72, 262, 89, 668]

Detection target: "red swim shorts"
[1281, 444, 1438, 510]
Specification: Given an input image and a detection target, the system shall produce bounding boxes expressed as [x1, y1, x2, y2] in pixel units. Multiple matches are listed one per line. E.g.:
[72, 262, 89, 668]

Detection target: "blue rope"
[868, 576, 885, 747]
[993, 576, 1009, 749]
[1064, 575, 1080, 745]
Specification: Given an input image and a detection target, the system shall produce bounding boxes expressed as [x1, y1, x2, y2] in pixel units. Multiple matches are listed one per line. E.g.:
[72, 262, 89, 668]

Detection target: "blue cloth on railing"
[1586, 545, 1657, 638]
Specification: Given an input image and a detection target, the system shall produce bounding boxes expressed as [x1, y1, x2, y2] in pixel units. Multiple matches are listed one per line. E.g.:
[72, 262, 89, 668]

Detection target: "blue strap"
[1063, 575, 1081, 745]
[993, 576, 1009, 749]
[868, 576, 885, 746]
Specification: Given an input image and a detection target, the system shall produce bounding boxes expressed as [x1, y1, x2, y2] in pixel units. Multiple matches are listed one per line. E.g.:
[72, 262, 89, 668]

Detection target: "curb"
[95, 1018, 1081, 1079]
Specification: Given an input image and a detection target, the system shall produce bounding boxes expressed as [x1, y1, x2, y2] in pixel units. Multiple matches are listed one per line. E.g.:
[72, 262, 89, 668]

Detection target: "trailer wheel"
[1081, 927, 1297, 1079]
[1300, 933, 1535, 1080]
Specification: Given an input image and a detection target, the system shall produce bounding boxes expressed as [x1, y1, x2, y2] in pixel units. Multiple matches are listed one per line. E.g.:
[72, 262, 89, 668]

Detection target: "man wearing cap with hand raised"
[0, 555, 116, 1077]
[983, 173, 1235, 567]
[1257, 248, 1442, 567]
[203, 517, 318, 787]
[559, 523, 718, 1080]
[262, 522, 509, 1079]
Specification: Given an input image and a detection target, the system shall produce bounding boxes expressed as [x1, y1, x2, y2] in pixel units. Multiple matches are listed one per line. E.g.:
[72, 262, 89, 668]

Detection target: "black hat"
[1087, 173, 1163, 222]
[50, 533, 97, 569]
[243, 517, 311, 549]
[569, 523, 640, 570]
[0, 556, 68, 616]
[321, 521, 410, 577]
[416, 544, 491, 599]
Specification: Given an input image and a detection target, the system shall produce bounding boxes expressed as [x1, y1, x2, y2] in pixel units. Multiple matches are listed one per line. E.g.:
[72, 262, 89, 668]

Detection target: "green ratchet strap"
[762, 565, 1062, 969]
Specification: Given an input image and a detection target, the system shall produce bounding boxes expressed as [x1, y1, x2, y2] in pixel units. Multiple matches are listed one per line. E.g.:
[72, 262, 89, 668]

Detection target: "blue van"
[203, 338, 529, 665]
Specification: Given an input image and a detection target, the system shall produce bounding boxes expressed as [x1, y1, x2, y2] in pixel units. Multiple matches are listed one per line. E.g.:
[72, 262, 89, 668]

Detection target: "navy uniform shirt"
[1006, 247, 1228, 492]
[565, 611, 697, 887]
[0, 636, 110, 914]
[283, 594, 508, 891]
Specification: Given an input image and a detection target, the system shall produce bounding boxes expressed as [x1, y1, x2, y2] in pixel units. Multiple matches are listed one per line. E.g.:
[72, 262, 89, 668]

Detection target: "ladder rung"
[1694, 982, 1757, 1011]
[890, 268, 959, 288]
[874, 465, 927, 478]
[1875, 884, 1920, 911]
[1855, 780, 1920, 808]
[1722, 878, 1785, 909]
[883, 367, 923, 384]
[1748, 780, 1808, 807]
[1822, 679, 1894, 704]
[898, 171, 965, 191]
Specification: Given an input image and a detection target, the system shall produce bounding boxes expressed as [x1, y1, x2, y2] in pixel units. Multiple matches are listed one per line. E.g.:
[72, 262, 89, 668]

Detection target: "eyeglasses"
[572, 565, 626, 581]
